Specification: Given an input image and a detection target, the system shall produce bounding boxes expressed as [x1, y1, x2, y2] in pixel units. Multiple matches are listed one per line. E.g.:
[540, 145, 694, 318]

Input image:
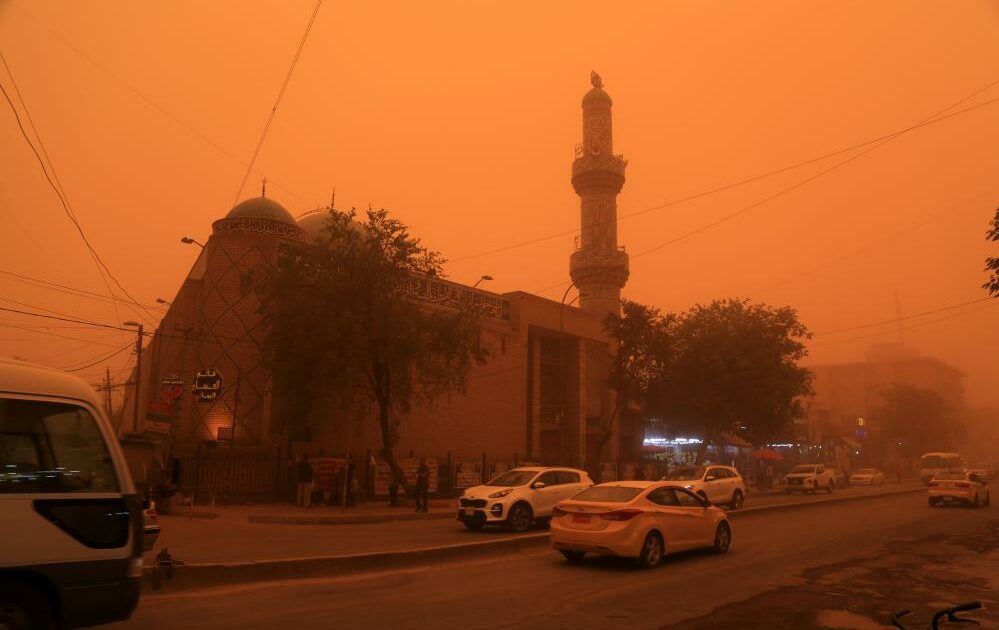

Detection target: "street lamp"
[123, 321, 144, 434]
[472, 275, 493, 289]
[180, 236, 205, 248]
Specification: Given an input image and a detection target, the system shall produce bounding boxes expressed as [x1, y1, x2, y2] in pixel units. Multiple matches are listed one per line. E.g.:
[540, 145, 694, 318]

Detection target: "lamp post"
[123, 321, 144, 434]
[472, 275, 493, 289]
[180, 236, 205, 248]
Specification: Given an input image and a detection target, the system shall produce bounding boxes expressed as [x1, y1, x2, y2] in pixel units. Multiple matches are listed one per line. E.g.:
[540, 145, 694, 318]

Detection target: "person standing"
[415, 458, 430, 513]
[295, 454, 314, 508]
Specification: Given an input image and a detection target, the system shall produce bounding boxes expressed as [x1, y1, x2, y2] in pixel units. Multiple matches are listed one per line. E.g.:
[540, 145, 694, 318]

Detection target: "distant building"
[121, 75, 637, 498]
[803, 344, 965, 446]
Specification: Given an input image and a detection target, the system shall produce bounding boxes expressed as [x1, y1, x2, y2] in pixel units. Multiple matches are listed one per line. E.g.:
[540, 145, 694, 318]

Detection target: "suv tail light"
[599, 509, 643, 521]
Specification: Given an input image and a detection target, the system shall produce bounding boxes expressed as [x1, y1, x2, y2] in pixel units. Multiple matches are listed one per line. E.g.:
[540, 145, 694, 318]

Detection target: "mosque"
[122, 74, 637, 497]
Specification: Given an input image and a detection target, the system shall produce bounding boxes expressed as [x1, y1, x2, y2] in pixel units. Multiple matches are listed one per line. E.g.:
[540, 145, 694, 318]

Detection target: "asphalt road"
[108, 492, 996, 630]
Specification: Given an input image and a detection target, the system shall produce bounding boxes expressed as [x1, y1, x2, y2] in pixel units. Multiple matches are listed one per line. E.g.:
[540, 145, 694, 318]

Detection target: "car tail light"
[599, 509, 643, 521]
[552, 506, 567, 517]
[955, 482, 970, 488]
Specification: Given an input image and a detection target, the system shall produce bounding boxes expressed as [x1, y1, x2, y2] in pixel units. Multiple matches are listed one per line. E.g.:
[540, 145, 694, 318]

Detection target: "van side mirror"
[532, 481, 546, 490]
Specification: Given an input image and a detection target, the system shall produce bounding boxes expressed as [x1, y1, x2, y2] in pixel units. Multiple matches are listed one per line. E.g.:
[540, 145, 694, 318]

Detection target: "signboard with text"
[454, 459, 483, 489]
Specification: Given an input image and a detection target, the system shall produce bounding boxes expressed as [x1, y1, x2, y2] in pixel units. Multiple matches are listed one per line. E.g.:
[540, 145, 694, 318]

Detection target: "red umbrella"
[751, 449, 784, 462]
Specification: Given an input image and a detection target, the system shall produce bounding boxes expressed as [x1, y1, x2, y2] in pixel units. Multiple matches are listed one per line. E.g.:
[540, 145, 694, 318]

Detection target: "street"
[108, 493, 998, 629]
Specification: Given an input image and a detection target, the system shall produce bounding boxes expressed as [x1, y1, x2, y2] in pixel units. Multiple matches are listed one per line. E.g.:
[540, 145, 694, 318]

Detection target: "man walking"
[296, 454, 314, 508]
[415, 457, 430, 513]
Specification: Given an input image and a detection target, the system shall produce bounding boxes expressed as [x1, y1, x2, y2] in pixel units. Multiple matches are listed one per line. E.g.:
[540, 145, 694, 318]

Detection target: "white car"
[928, 471, 991, 508]
[782, 464, 835, 494]
[550, 481, 731, 568]
[849, 468, 885, 485]
[457, 467, 593, 532]
[662, 465, 746, 509]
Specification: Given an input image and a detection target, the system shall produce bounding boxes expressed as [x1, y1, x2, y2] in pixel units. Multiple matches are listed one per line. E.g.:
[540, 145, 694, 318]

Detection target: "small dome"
[225, 197, 295, 224]
[582, 86, 612, 106]
[296, 210, 366, 242]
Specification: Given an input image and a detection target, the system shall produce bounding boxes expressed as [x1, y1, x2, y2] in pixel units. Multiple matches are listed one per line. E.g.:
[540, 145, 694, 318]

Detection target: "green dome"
[225, 197, 295, 223]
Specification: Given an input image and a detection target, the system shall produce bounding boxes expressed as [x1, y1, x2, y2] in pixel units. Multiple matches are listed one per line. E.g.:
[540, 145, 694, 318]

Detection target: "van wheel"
[635, 532, 664, 569]
[0, 580, 51, 630]
[506, 503, 533, 533]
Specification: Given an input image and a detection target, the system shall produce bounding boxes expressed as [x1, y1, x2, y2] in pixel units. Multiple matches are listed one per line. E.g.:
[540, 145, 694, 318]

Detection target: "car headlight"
[488, 489, 513, 499]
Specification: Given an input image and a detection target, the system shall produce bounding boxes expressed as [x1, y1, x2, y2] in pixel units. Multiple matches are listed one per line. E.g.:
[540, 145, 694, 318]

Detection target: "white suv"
[457, 467, 593, 532]
[662, 465, 746, 509]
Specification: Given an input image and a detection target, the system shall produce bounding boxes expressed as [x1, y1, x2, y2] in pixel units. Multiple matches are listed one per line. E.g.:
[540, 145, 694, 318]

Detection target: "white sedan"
[928, 471, 991, 508]
[849, 468, 885, 485]
[550, 481, 731, 568]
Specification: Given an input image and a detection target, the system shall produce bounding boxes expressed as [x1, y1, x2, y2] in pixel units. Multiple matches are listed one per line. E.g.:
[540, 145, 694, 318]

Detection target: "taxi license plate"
[572, 514, 591, 524]
[464, 508, 476, 516]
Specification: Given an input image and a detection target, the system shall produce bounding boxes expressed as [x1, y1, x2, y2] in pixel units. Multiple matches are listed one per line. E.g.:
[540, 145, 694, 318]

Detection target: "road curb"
[247, 511, 456, 526]
[143, 485, 925, 594]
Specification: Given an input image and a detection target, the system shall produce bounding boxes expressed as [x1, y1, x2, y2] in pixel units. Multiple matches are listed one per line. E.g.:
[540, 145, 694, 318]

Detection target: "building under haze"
[121, 75, 638, 498]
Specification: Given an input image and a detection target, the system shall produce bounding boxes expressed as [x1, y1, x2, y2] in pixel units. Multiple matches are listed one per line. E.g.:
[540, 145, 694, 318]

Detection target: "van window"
[0, 398, 119, 493]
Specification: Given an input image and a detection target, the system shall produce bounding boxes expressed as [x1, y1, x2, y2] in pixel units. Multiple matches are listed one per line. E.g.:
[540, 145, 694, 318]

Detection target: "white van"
[0, 358, 143, 628]
[918, 452, 964, 485]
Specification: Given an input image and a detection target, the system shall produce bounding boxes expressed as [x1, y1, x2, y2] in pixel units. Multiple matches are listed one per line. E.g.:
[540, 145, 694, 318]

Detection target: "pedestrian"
[415, 457, 430, 513]
[389, 478, 401, 507]
[295, 454, 314, 508]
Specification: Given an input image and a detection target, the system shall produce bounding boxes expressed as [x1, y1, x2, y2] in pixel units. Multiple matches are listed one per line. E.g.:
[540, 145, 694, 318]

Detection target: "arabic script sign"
[192, 368, 223, 402]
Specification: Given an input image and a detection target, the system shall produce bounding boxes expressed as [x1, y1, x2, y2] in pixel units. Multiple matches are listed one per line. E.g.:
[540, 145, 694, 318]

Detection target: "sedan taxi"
[849, 468, 885, 485]
[928, 471, 991, 508]
[549, 481, 731, 568]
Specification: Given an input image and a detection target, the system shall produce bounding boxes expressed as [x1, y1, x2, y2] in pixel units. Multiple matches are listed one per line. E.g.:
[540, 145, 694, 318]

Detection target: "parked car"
[849, 468, 886, 485]
[928, 471, 991, 508]
[143, 499, 161, 552]
[782, 464, 835, 494]
[967, 462, 995, 480]
[457, 467, 593, 532]
[0, 357, 143, 629]
[662, 465, 746, 509]
[550, 481, 731, 568]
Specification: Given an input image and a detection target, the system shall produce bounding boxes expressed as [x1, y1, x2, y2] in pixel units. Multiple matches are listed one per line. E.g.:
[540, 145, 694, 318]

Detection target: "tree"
[596, 301, 675, 473]
[984, 206, 999, 297]
[259, 207, 488, 485]
[662, 299, 813, 462]
[872, 384, 962, 458]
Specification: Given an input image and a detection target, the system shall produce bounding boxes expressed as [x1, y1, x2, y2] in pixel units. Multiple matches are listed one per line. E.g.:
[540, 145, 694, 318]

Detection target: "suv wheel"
[729, 490, 744, 510]
[507, 503, 533, 533]
[0, 580, 50, 630]
[635, 532, 663, 569]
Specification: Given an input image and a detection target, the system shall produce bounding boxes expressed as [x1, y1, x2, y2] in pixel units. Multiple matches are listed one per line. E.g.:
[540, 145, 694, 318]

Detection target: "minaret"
[569, 71, 629, 318]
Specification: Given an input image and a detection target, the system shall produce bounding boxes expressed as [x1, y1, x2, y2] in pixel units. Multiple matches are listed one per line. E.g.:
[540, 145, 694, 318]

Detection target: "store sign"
[374, 458, 438, 496]
[192, 369, 223, 402]
[147, 375, 184, 424]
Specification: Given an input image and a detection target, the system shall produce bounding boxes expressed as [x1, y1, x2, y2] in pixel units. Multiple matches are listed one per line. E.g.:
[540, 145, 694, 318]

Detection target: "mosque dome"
[225, 196, 296, 224]
[582, 86, 612, 106]
[296, 209, 366, 242]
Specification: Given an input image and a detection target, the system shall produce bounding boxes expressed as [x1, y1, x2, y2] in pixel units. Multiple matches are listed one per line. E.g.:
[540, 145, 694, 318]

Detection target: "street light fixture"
[123, 321, 144, 434]
[472, 275, 493, 289]
[180, 236, 205, 248]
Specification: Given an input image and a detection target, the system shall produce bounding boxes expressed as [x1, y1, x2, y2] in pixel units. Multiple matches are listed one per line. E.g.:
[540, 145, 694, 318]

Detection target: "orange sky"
[1, 0, 998, 406]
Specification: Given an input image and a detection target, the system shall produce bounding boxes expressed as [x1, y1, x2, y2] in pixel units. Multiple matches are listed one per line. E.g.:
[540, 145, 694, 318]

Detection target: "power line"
[453, 79, 999, 266]
[61, 343, 133, 373]
[0, 320, 122, 348]
[0, 268, 166, 311]
[812, 297, 993, 337]
[232, 0, 323, 205]
[0, 52, 157, 327]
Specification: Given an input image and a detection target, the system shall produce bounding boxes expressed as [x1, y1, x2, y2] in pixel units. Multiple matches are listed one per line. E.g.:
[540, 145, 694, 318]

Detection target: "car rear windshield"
[665, 466, 704, 481]
[933, 472, 966, 481]
[920, 456, 954, 468]
[791, 465, 817, 473]
[486, 471, 535, 486]
[572, 486, 643, 503]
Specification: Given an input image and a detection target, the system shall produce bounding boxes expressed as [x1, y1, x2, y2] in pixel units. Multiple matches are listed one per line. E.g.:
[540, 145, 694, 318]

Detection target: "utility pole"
[124, 321, 144, 434]
[104, 367, 113, 416]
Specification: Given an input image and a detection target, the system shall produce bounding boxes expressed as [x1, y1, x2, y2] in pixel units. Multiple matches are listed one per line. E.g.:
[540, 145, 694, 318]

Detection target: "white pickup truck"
[782, 464, 835, 494]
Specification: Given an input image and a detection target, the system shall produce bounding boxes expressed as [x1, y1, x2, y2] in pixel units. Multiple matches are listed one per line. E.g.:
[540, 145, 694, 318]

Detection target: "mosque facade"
[122, 76, 636, 497]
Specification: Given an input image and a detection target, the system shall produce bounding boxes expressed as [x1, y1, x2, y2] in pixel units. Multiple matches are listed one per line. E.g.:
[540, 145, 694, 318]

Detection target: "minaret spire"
[569, 72, 629, 317]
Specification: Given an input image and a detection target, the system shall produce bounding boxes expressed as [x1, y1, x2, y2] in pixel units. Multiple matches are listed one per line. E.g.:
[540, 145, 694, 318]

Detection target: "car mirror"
[532, 481, 546, 490]
[705, 476, 716, 482]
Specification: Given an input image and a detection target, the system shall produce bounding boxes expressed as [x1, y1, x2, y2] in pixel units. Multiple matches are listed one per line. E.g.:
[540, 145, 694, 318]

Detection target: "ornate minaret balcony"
[569, 72, 629, 317]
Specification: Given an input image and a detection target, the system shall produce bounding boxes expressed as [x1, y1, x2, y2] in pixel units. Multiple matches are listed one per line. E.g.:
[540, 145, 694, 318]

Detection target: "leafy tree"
[662, 299, 813, 462]
[260, 207, 488, 485]
[872, 384, 962, 458]
[984, 207, 999, 297]
[595, 301, 675, 473]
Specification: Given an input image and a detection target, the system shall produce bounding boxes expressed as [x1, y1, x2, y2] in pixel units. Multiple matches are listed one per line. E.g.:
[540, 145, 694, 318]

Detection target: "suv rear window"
[0, 398, 119, 493]
[573, 486, 642, 503]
